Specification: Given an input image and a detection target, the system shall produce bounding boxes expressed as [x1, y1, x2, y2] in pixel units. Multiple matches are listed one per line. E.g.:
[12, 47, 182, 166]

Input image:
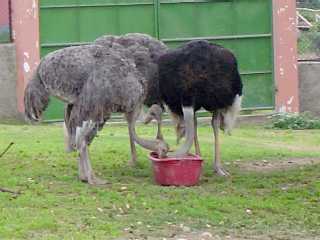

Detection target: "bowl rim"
[149, 151, 203, 162]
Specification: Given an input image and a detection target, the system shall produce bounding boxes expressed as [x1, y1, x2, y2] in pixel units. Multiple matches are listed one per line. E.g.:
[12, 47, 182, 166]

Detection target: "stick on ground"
[0, 142, 14, 158]
[0, 187, 20, 195]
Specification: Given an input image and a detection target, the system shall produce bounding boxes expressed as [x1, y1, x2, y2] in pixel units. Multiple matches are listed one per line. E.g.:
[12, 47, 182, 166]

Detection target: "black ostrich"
[156, 40, 243, 176]
[24, 44, 168, 185]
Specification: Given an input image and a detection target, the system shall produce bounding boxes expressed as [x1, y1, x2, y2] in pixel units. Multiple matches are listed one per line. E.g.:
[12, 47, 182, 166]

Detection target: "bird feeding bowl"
[149, 152, 203, 186]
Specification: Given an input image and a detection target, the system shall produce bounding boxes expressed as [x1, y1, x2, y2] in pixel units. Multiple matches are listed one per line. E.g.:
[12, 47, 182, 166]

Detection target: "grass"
[0, 123, 320, 239]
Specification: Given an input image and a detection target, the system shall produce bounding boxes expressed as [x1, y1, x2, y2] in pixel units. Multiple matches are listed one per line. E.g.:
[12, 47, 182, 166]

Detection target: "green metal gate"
[40, 0, 274, 120]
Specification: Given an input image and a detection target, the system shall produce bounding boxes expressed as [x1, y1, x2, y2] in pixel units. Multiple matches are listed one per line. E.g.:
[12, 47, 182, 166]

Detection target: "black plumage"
[158, 40, 242, 115]
[157, 40, 243, 176]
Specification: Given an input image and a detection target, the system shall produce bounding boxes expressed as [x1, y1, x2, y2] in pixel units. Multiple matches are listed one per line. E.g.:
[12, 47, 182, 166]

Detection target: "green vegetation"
[297, 7, 320, 57]
[297, 0, 320, 9]
[270, 112, 320, 130]
[298, 29, 320, 56]
[0, 123, 320, 239]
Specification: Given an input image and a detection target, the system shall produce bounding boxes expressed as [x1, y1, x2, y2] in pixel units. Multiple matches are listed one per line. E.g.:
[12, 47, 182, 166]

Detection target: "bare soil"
[117, 228, 320, 240]
[237, 158, 320, 173]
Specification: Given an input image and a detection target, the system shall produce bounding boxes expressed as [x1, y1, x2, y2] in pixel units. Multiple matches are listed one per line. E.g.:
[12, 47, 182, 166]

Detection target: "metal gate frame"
[39, 0, 275, 120]
[9, 0, 299, 119]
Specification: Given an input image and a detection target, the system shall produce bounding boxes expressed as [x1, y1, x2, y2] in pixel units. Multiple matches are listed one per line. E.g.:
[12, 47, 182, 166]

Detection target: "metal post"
[153, 0, 160, 39]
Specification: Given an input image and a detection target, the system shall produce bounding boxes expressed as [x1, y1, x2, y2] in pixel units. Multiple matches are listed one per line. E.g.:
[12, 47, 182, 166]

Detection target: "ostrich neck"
[128, 118, 160, 151]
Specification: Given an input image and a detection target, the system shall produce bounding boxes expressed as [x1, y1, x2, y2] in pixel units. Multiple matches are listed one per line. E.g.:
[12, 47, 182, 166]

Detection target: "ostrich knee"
[75, 121, 107, 185]
[64, 122, 75, 153]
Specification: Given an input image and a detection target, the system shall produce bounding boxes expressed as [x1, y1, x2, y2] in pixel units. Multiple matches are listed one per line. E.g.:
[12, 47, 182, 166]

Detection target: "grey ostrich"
[62, 33, 168, 165]
[90, 33, 168, 164]
[152, 40, 243, 176]
[24, 44, 168, 185]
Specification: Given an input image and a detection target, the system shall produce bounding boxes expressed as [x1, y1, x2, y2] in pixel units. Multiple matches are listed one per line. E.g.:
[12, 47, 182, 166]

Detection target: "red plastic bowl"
[149, 152, 203, 186]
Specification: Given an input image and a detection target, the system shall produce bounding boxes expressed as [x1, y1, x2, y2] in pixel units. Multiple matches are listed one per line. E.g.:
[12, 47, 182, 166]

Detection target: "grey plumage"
[93, 33, 169, 164]
[94, 33, 168, 108]
[24, 40, 168, 185]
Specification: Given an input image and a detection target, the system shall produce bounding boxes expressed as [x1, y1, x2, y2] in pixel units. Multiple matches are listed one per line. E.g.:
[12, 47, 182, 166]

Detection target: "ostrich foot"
[79, 173, 108, 185]
[214, 165, 230, 177]
[65, 145, 76, 153]
[128, 158, 137, 167]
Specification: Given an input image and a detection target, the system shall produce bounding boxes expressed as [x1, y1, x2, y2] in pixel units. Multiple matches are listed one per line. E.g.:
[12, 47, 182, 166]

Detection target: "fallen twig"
[0, 142, 14, 158]
[0, 187, 20, 195]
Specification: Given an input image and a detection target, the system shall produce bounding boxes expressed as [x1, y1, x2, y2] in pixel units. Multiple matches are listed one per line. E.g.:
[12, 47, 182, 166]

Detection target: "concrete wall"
[0, 43, 22, 120]
[299, 62, 320, 116]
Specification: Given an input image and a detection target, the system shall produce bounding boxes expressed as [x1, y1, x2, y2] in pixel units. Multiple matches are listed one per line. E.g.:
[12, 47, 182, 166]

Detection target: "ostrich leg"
[193, 113, 201, 156]
[64, 104, 75, 153]
[212, 112, 229, 176]
[127, 123, 137, 166]
[168, 106, 195, 157]
[75, 120, 107, 185]
[143, 104, 164, 140]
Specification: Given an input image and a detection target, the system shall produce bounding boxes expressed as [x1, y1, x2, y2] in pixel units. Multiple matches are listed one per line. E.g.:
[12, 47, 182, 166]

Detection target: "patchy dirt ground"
[2, 124, 320, 239]
[236, 158, 320, 173]
[116, 158, 320, 240]
[116, 227, 320, 240]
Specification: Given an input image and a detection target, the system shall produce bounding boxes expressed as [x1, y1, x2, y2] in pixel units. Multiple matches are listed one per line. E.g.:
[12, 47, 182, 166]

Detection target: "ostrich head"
[144, 104, 163, 125]
[155, 139, 170, 158]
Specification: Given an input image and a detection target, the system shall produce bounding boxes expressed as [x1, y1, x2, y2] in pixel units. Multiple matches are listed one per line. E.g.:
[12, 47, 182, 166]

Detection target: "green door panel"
[241, 74, 274, 109]
[159, 0, 271, 38]
[164, 37, 272, 74]
[0, 26, 10, 43]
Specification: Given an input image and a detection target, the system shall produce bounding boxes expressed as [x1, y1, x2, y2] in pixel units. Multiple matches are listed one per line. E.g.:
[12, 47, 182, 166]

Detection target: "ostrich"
[24, 44, 168, 185]
[90, 33, 168, 164]
[62, 33, 168, 165]
[155, 40, 243, 176]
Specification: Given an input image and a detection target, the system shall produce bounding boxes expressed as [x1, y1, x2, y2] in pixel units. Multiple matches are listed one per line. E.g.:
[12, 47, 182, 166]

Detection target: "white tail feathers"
[222, 94, 242, 135]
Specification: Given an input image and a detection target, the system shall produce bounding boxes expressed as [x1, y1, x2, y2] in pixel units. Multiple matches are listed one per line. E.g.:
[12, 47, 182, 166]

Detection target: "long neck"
[128, 118, 160, 151]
